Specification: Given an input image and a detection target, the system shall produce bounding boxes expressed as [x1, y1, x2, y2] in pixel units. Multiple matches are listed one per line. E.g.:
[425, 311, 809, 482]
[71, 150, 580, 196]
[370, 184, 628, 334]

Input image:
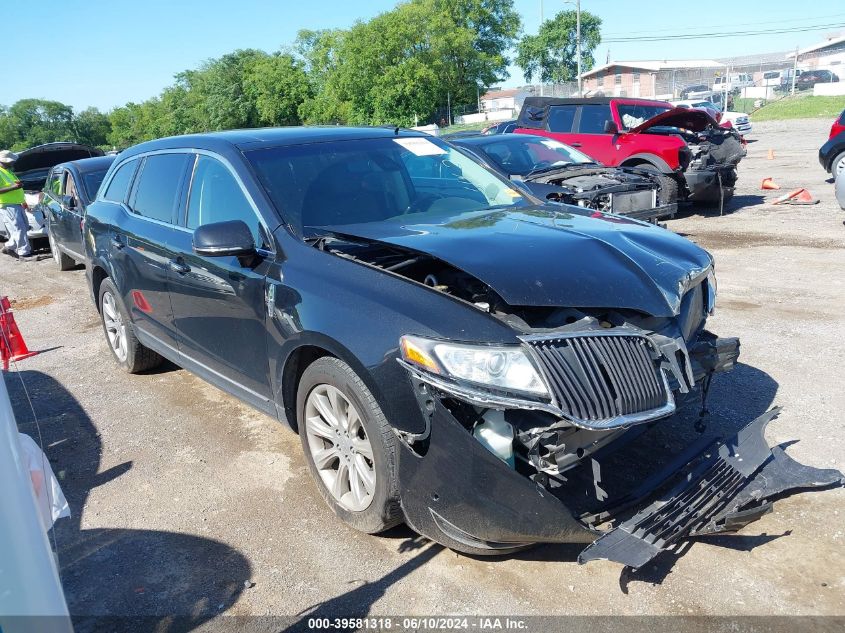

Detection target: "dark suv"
[83, 127, 840, 565]
[515, 97, 745, 204]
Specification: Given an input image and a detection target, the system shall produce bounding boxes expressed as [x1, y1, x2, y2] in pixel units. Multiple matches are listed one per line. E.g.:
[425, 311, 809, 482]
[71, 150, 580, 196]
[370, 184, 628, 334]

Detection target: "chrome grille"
[527, 333, 671, 426]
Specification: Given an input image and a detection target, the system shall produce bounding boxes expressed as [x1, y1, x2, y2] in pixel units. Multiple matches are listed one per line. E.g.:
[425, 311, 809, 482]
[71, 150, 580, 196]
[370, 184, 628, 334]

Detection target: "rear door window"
[129, 154, 189, 224]
[577, 104, 613, 133]
[546, 105, 576, 132]
[103, 160, 138, 203]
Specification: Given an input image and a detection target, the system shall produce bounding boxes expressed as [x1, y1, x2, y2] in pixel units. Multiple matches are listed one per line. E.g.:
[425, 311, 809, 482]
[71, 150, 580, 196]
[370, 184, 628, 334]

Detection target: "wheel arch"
[621, 154, 674, 174]
[277, 334, 388, 434]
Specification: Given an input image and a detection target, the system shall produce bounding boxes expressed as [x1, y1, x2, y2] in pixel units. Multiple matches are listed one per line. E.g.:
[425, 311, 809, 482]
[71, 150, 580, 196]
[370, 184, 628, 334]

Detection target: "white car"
[713, 73, 754, 92]
[670, 100, 752, 135]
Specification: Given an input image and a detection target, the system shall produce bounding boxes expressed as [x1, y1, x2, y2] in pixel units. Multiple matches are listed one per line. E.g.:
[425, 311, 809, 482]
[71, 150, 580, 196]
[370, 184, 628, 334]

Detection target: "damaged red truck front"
[515, 96, 745, 205]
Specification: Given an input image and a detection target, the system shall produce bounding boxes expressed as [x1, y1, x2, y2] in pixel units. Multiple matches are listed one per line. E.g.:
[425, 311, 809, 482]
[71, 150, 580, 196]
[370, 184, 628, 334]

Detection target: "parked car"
[82, 127, 841, 564]
[679, 84, 711, 100]
[0, 143, 104, 244]
[712, 73, 754, 93]
[778, 68, 803, 91]
[819, 130, 845, 178]
[481, 119, 518, 135]
[450, 133, 675, 221]
[670, 100, 753, 135]
[515, 97, 745, 204]
[797, 69, 839, 90]
[39, 156, 115, 270]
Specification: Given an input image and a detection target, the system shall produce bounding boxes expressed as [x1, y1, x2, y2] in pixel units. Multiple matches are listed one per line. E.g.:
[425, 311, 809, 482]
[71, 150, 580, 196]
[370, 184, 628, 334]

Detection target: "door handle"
[168, 259, 191, 275]
[570, 142, 582, 147]
[111, 235, 125, 250]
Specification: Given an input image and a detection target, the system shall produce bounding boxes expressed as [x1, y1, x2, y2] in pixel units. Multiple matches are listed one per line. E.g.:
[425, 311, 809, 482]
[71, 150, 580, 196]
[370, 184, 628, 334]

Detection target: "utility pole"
[576, 0, 582, 96]
[791, 46, 798, 96]
[539, 0, 544, 96]
[447, 91, 452, 127]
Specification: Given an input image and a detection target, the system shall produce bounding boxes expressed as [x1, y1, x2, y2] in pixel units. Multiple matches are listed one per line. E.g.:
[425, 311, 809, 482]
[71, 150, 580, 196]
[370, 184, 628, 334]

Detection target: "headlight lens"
[400, 335, 549, 396]
[706, 268, 718, 314]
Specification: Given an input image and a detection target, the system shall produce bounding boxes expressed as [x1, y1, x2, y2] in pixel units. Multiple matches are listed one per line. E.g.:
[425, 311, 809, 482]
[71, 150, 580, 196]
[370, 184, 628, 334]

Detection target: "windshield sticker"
[394, 137, 447, 156]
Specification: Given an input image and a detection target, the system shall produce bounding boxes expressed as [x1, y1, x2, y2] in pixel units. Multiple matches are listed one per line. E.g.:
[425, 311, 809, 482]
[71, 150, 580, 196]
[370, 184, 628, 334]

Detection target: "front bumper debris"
[684, 166, 737, 202]
[578, 408, 844, 568]
[397, 363, 844, 564]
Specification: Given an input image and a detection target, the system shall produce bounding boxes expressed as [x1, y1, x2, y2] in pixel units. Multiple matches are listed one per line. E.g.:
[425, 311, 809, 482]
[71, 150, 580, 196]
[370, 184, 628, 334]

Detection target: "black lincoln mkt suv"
[82, 126, 842, 565]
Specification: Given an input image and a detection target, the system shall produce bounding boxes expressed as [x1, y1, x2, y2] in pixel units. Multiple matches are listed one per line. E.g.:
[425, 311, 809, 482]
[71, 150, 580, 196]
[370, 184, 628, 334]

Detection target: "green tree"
[516, 10, 602, 84]
[73, 107, 112, 147]
[244, 53, 312, 126]
[299, 0, 521, 126]
[0, 99, 75, 150]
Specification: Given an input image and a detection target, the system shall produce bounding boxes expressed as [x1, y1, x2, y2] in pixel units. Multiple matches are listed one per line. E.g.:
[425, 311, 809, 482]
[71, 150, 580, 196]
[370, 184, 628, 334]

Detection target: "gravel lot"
[2, 118, 844, 628]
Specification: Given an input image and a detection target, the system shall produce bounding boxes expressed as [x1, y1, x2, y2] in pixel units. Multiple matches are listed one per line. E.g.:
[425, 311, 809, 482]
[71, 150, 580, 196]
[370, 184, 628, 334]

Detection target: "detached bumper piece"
[578, 409, 844, 568]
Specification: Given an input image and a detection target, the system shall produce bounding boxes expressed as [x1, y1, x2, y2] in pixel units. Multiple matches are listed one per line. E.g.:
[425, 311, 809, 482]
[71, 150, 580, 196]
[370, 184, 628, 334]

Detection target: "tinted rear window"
[547, 105, 576, 132]
[103, 160, 138, 202]
[130, 154, 188, 224]
[578, 104, 612, 133]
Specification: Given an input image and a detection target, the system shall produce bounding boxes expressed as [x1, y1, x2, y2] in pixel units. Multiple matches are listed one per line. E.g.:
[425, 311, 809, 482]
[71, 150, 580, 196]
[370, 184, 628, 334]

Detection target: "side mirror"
[61, 195, 76, 209]
[193, 220, 256, 258]
[603, 120, 619, 134]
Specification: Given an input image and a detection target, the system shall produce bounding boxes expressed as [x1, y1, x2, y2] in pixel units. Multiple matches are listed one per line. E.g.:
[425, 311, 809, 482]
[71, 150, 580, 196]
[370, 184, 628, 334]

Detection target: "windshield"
[472, 136, 593, 176]
[82, 170, 108, 201]
[617, 104, 671, 130]
[691, 102, 721, 111]
[246, 136, 530, 236]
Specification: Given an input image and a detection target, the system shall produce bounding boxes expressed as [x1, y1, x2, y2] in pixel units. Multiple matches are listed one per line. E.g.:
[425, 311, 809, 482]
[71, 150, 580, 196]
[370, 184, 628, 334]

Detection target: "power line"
[602, 23, 845, 43]
[601, 12, 845, 36]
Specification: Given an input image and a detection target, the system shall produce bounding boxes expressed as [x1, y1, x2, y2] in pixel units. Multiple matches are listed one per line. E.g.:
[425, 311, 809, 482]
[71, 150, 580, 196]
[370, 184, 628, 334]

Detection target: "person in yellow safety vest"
[0, 149, 32, 258]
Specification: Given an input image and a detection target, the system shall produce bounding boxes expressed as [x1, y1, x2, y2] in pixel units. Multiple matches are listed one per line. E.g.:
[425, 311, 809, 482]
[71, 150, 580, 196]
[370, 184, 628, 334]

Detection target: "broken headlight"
[400, 335, 549, 396]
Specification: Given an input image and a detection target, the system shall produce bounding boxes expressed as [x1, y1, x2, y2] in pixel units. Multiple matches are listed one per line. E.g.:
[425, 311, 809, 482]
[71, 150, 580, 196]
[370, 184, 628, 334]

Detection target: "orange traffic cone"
[772, 188, 819, 205]
[0, 296, 38, 370]
[761, 177, 780, 190]
[767, 149, 775, 160]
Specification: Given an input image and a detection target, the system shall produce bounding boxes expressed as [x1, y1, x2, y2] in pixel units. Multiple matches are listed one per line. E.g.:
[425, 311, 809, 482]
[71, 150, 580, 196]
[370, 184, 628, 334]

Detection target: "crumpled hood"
[629, 107, 717, 134]
[323, 206, 712, 317]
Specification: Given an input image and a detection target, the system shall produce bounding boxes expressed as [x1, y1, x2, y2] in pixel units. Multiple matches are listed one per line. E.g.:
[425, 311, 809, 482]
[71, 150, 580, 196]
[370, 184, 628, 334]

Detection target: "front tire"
[297, 356, 403, 534]
[98, 278, 163, 373]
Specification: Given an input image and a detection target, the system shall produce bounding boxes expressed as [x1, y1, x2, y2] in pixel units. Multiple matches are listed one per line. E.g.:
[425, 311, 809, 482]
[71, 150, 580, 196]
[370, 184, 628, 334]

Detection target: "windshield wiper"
[524, 162, 596, 179]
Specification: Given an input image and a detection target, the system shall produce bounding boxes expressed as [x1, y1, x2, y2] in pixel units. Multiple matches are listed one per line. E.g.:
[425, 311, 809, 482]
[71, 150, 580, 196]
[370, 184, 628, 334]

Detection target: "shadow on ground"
[5, 370, 251, 633]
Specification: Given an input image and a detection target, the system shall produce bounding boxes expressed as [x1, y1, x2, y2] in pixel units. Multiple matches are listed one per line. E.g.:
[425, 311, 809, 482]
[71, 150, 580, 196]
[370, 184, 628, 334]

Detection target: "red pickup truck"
[515, 96, 745, 204]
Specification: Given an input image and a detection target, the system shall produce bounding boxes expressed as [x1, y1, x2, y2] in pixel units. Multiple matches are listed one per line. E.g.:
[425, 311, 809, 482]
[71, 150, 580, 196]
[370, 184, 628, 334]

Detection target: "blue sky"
[5, 0, 845, 111]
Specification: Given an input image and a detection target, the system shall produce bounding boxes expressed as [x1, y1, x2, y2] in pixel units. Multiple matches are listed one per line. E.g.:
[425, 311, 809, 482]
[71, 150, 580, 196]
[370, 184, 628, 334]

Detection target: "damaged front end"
[632, 108, 746, 203]
[520, 166, 676, 222]
[309, 225, 842, 566]
[391, 292, 840, 566]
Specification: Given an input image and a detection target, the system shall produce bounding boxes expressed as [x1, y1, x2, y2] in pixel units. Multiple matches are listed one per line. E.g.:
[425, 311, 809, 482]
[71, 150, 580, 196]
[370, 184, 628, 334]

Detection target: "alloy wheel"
[304, 384, 376, 512]
[101, 291, 128, 362]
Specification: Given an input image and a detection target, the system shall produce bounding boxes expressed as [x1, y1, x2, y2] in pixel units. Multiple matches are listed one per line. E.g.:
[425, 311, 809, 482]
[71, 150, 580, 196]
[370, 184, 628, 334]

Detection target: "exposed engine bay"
[521, 166, 663, 218]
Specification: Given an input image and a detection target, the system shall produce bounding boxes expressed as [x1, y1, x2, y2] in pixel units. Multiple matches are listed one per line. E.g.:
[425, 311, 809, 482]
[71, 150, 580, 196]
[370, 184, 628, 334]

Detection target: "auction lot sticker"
[394, 137, 447, 156]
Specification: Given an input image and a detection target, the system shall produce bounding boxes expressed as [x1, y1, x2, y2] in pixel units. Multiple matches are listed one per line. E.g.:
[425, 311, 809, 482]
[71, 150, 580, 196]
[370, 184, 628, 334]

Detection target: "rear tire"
[98, 278, 163, 373]
[297, 356, 403, 534]
[49, 230, 76, 271]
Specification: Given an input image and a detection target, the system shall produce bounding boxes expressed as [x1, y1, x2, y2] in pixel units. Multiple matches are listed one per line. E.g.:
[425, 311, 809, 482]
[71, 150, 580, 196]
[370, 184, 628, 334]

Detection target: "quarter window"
[578, 104, 613, 134]
[130, 154, 188, 224]
[547, 105, 576, 132]
[187, 156, 265, 248]
[103, 160, 138, 203]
